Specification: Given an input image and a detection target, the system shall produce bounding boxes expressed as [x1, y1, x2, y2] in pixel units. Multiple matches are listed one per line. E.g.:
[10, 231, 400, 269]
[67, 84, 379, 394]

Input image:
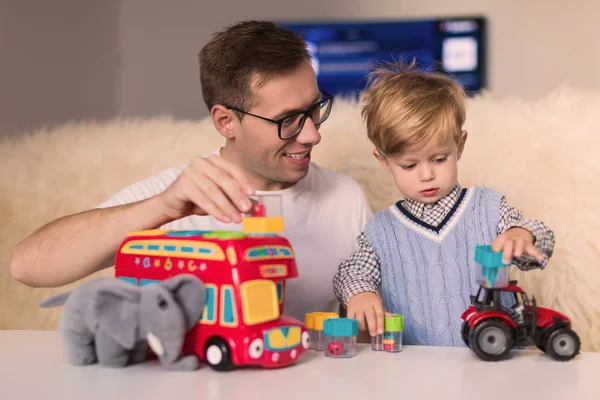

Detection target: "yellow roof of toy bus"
[127, 229, 168, 237]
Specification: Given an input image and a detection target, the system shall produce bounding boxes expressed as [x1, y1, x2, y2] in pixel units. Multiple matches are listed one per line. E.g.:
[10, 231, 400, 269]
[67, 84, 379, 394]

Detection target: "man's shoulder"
[136, 148, 222, 186]
[95, 149, 221, 209]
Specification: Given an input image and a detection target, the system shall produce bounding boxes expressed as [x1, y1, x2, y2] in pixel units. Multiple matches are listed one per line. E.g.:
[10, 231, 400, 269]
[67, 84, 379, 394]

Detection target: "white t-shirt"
[97, 148, 373, 321]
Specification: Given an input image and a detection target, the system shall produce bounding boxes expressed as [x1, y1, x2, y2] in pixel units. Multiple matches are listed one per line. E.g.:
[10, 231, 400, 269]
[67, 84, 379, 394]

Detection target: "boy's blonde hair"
[361, 60, 467, 155]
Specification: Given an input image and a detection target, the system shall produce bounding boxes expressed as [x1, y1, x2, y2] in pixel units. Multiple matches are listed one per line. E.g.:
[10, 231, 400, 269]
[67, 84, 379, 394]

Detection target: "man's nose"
[295, 117, 321, 146]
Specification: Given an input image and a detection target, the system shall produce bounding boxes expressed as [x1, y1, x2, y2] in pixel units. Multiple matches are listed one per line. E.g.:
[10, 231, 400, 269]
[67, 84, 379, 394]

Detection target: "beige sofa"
[1, 86, 599, 351]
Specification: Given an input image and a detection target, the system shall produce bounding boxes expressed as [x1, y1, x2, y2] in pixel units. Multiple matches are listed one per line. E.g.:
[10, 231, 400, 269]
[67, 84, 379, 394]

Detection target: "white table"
[1, 330, 599, 400]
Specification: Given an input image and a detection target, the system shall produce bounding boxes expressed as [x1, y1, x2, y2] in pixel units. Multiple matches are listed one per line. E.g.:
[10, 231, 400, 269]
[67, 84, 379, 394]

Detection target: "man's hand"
[157, 155, 256, 223]
[492, 227, 544, 264]
[346, 292, 387, 336]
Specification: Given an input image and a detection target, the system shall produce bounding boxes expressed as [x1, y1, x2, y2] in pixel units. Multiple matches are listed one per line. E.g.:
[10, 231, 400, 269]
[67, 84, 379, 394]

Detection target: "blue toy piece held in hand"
[474, 245, 511, 288]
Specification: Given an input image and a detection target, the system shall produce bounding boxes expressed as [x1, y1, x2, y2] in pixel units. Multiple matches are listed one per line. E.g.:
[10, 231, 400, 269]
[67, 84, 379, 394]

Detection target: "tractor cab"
[470, 280, 536, 324]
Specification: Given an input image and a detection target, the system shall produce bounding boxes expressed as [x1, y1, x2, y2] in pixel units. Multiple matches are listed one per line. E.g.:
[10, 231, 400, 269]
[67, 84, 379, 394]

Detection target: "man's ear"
[211, 105, 237, 139]
[457, 130, 468, 160]
[373, 149, 392, 175]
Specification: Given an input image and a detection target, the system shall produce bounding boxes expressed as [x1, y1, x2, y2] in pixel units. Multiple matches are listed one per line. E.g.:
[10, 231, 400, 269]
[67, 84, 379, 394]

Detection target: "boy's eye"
[401, 164, 416, 170]
[434, 156, 448, 163]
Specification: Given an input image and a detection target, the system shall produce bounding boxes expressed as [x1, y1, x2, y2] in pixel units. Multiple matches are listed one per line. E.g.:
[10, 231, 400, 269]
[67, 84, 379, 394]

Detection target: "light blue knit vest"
[364, 186, 503, 347]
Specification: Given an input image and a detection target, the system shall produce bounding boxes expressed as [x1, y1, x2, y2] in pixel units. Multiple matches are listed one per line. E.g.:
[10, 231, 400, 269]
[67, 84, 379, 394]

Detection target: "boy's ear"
[373, 149, 392, 175]
[211, 105, 237, 139]
[457, 130, 468, 160]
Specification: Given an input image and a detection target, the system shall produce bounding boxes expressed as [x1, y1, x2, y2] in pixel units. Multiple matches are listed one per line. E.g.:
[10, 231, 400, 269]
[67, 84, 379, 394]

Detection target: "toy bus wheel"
[469, 319, 513, 361]
[205, 338, 234, 371]
[545, 327, 580, 361]
[461, 321, 470, 347]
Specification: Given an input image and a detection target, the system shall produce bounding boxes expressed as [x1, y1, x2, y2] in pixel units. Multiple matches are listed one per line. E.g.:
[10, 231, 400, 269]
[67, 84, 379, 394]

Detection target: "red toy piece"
[250, 203, 266, 217]
[461, 280, 581, 361]
[327, 341, 344, 356]
[114, 228, 309, 371]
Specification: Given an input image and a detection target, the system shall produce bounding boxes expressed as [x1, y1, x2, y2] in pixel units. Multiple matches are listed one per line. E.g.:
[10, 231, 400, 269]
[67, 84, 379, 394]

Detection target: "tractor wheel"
[461, 321, 470, 347]
[469, 319, 514, 361]
[545, 327, 580, 361]
[536, 344, 547, 353]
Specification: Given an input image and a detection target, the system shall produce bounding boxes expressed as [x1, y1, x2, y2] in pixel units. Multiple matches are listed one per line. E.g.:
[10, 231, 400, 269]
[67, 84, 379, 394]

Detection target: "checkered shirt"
[332, 183, 556, 305]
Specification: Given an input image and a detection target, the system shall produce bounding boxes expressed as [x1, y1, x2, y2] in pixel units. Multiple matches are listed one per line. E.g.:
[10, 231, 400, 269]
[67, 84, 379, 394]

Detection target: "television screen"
[278, 16, 486, 97]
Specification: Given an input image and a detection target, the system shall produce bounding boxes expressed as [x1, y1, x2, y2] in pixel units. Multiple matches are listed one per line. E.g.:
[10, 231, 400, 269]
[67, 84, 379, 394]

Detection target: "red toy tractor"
[461, 280, 580, 361]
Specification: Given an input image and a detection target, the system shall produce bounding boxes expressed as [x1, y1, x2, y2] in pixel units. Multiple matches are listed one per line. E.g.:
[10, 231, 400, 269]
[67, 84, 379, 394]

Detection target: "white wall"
[115, 0, 600, 120]
[3, 0, 600, 135]
[0, 0, 120, 136]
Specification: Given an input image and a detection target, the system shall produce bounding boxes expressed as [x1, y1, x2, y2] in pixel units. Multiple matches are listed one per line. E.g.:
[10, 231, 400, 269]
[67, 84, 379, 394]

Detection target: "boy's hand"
[492, 227, 544, 264]
[346, 292, 387, 336]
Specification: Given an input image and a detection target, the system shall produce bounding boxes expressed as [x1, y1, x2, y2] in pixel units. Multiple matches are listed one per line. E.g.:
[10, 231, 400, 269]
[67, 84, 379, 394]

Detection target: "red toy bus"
[114, 228, 309, 370]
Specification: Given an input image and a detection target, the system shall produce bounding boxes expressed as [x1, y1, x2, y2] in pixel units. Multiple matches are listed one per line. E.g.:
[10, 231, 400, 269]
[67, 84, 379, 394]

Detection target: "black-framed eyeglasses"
[226, 90, 334, 140]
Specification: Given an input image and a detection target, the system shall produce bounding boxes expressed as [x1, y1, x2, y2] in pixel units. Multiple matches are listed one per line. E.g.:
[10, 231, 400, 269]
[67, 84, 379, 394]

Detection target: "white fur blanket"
[1, 85, 599, 352]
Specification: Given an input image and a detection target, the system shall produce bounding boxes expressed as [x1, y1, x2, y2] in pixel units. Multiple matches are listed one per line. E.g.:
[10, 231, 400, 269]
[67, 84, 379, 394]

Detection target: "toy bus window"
[198, 247, 215, 255]
[200, 284, 217, 324]
[220, 286, 237, 327]
[140, 279, 160, 286]
[147, 244, 160, 251]
[118, 277, 137, 285]
[240, 280, 279, 326]
[246, 245, 293, 260]
[180, 246, 194, 254]
[128, 244, 144, 250]
[276, 281, 284, 304]
[164, 245, 176, 252]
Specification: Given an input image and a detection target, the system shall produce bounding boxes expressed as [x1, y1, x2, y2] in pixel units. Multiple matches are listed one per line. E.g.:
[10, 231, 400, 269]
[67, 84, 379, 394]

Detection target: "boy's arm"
[498, 197, 555, 270]
[332, 232, 381, 305]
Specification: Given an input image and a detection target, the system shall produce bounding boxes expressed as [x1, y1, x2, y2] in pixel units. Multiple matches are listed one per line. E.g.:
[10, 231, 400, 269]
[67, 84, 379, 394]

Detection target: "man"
[10, 20, 373, 321]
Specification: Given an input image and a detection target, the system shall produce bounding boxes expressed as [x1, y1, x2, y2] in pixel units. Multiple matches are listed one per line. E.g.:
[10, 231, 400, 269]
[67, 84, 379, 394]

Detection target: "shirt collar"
[402, 182, 462, 218]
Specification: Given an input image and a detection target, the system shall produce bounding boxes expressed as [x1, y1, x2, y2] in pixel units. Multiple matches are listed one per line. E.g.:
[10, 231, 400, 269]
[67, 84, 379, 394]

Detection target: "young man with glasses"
[10, 20, 373, 321]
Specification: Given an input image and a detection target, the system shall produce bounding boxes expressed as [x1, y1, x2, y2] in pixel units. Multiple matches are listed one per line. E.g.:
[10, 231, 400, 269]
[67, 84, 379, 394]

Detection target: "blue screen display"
[279, 17, 486, 96]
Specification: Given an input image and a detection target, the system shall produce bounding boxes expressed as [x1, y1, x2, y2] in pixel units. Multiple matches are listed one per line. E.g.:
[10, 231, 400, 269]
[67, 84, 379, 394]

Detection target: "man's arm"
[9, 196, 175, 287]
[10, 155, 256, 288]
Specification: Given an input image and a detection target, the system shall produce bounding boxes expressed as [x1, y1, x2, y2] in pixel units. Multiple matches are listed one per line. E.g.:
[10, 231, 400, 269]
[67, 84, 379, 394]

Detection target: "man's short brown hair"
[361, 60, 466, 155]
[199, 20, 311, 114]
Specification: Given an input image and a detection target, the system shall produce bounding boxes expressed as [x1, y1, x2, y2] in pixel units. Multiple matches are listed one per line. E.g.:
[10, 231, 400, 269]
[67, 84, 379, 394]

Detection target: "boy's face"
[374, 131, 467, 204]
[216, 60, 323, 191]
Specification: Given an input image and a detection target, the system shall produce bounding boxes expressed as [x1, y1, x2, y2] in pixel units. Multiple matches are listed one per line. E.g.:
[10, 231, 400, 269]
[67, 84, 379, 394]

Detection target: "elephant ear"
[92, 281, 141, 349]
[162, 274, 206, 330]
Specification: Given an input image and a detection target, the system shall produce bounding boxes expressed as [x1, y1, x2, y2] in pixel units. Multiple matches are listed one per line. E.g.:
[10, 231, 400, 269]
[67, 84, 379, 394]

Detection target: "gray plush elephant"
[39, 274, 206, 370]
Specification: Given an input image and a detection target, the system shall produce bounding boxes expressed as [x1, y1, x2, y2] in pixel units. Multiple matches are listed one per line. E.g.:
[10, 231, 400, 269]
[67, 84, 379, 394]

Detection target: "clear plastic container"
[305, 312, 338, 351]
[323, 318, 358, 358]
[371, 333, 384, 351]
[242, 194, 284, 233]
[245, 194, 282, 217]
[304, 312, 316, 350]
[372, 314, 403, 352]
[474, 245, 511, 288]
